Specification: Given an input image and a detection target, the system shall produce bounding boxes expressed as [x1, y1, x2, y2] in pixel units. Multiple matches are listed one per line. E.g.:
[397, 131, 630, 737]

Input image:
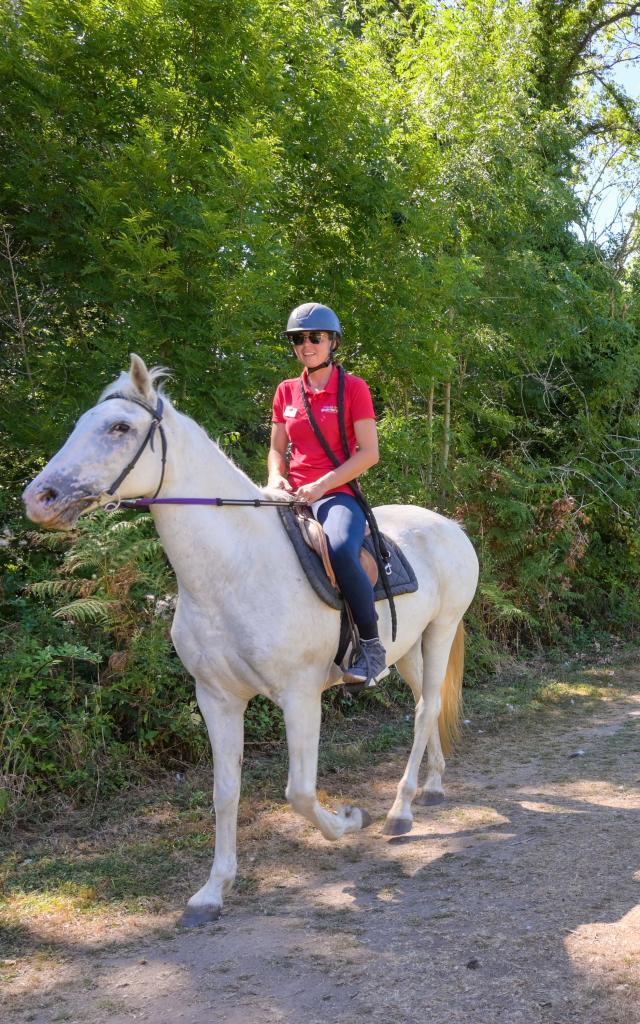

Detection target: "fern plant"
[27, 510, 170, 637]
[1, 510, 206, 817]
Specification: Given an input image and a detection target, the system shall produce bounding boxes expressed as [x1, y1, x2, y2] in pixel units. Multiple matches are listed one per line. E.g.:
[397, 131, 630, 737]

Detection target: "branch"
[577, 117, 640, 140]
[592, 70, 640, 136]
[580, 142, 625, 209]
[573, 3, 640, 63]
[554, 2, 640, 97]
[0, 225, 32, 384]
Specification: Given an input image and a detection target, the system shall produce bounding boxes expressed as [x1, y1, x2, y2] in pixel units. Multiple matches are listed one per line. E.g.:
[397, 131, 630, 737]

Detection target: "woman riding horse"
[23, 352, 479, 924]
[268, 302, 386, 686]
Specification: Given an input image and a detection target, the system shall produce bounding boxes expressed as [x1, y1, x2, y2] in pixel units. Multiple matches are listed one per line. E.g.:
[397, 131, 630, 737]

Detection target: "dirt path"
[3, 663, 640, 1024]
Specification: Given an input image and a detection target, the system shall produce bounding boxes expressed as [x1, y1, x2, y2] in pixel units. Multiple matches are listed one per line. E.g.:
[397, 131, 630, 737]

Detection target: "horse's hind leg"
[383, 620, 460, 836]
[283, 690, 371, 840]
[417, 619, 465, 805]
[181, 682, 247, 927]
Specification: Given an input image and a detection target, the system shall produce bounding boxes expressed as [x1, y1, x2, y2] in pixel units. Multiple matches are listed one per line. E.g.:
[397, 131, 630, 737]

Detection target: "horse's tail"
[438, 621, 465, 756]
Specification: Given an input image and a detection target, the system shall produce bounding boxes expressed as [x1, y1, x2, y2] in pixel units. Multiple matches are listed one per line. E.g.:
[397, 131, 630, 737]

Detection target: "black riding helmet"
[283, 302, 342, 351]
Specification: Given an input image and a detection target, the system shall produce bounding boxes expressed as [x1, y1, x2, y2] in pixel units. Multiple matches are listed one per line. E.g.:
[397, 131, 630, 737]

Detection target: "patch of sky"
[573, 41, 640, 257]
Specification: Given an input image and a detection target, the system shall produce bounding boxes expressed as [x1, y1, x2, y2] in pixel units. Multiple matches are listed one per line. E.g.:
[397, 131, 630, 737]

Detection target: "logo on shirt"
[284, 405, 298, 418]
[321, 405, 338, 414]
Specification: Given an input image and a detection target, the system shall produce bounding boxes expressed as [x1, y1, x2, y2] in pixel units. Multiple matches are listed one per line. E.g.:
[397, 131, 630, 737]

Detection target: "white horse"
[23, 354, 479, 926]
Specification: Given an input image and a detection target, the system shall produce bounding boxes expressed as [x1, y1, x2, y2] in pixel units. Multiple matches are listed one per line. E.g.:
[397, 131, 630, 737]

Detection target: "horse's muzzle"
[22, 476, 98, 530]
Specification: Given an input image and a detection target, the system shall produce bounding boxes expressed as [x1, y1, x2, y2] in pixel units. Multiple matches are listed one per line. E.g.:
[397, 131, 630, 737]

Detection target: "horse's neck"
[150, 408, 282, 589]
[160, 408, 259, 500]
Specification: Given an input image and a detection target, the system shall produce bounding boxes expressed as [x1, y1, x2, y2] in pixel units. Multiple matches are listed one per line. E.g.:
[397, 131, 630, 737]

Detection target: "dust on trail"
[3, 665, 640, 1024]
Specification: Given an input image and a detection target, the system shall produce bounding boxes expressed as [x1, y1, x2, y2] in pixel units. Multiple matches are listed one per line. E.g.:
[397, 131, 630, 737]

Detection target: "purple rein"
[106, 497, 298, 510]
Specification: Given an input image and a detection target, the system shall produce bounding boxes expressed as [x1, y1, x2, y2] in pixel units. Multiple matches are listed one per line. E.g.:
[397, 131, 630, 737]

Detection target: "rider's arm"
[294, 418, 378, 502]
[268, 422, 293, 491]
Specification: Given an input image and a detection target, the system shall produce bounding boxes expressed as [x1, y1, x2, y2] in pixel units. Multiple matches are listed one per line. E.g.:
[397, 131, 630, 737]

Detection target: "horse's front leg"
[283, 690, 371, 840]
[180, 682, 247, 927]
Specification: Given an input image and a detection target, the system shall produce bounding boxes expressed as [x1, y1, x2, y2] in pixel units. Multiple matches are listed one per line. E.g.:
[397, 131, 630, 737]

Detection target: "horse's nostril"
[39, 487, 59, 505]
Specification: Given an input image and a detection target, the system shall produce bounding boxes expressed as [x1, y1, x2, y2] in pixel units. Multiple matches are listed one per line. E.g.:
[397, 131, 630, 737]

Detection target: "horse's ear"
[129, 353, 153, 401]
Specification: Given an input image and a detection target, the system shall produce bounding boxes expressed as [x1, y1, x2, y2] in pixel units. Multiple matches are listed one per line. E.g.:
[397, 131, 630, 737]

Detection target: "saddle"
[277, 504, 418, 612]
[294, 506, 378, 590]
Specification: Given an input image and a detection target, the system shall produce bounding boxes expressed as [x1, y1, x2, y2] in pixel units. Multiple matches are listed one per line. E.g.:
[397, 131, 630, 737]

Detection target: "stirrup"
[342, 666, 389, 697]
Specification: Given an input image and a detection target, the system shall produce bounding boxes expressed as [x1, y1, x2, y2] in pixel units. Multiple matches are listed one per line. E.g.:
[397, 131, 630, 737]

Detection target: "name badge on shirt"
[284, 405, 298, 418]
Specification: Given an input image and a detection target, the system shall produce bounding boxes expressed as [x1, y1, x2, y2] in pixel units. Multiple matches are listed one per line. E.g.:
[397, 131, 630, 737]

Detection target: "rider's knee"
[327, 536, 359, 570]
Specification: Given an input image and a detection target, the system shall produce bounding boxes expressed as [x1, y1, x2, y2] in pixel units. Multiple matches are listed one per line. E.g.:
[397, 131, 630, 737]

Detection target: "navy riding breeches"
[312, 492, 378, 640]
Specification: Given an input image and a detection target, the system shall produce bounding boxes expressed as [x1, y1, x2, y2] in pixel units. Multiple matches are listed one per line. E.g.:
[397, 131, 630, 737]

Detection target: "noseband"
[101, 392, 167, 500]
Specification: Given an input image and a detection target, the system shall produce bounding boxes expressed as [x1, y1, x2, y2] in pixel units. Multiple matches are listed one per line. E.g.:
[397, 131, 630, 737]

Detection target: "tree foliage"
[1, 0, 639, 812]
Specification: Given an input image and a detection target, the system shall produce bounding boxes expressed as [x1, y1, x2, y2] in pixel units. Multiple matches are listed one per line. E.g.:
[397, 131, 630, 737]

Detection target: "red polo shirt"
[272, 366, 376, 496]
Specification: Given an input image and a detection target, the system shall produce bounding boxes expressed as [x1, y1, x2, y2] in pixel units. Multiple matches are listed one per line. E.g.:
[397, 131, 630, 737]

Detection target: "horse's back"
[373, 504, 478, 615]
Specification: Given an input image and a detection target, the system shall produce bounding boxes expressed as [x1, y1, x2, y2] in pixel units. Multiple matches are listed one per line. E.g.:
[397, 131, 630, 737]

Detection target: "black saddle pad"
[363, 532, 419, 603]
[277, 505, 418, 611]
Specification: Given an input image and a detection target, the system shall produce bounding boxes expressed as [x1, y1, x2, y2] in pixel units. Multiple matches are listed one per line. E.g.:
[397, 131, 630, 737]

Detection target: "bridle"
[101, 392, 168, 502]
[98, 391, 292, 511]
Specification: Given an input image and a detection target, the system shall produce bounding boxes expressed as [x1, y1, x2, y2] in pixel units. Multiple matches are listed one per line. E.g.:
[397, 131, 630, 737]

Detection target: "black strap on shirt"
[299, 366, 397, 641]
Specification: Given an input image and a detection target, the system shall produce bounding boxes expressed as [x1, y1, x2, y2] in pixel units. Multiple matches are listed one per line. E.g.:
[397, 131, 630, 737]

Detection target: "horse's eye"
[110, 422, 131, 434]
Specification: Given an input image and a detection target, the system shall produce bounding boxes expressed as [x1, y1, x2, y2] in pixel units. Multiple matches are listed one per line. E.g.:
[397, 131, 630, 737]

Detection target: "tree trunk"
[427, 379, 434, 490]
[442, 380, 451, 472]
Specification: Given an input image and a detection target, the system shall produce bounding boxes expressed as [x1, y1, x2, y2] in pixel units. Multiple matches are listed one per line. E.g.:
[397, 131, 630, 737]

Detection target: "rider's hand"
[268, 474, 293, 492]
[294, 479, 330, 504]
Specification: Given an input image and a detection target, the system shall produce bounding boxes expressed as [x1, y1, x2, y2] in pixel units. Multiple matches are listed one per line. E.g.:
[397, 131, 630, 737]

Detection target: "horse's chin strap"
[101, 392, 167, 500]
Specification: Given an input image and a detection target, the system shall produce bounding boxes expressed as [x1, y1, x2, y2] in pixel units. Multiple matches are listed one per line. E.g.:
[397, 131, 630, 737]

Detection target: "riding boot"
[342, 637, 388, 689]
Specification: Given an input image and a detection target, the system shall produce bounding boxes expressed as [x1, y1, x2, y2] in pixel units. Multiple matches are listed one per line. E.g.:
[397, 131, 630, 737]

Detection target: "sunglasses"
[286, 331, 327, 346]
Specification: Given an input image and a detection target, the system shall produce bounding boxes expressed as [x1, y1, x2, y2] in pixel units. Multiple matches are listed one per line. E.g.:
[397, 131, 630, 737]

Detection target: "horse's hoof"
[417, 789, 445, 806]
[343, 805, 372, 830]
[382, 817, 413, 837]
[179, 904, 222, 928]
